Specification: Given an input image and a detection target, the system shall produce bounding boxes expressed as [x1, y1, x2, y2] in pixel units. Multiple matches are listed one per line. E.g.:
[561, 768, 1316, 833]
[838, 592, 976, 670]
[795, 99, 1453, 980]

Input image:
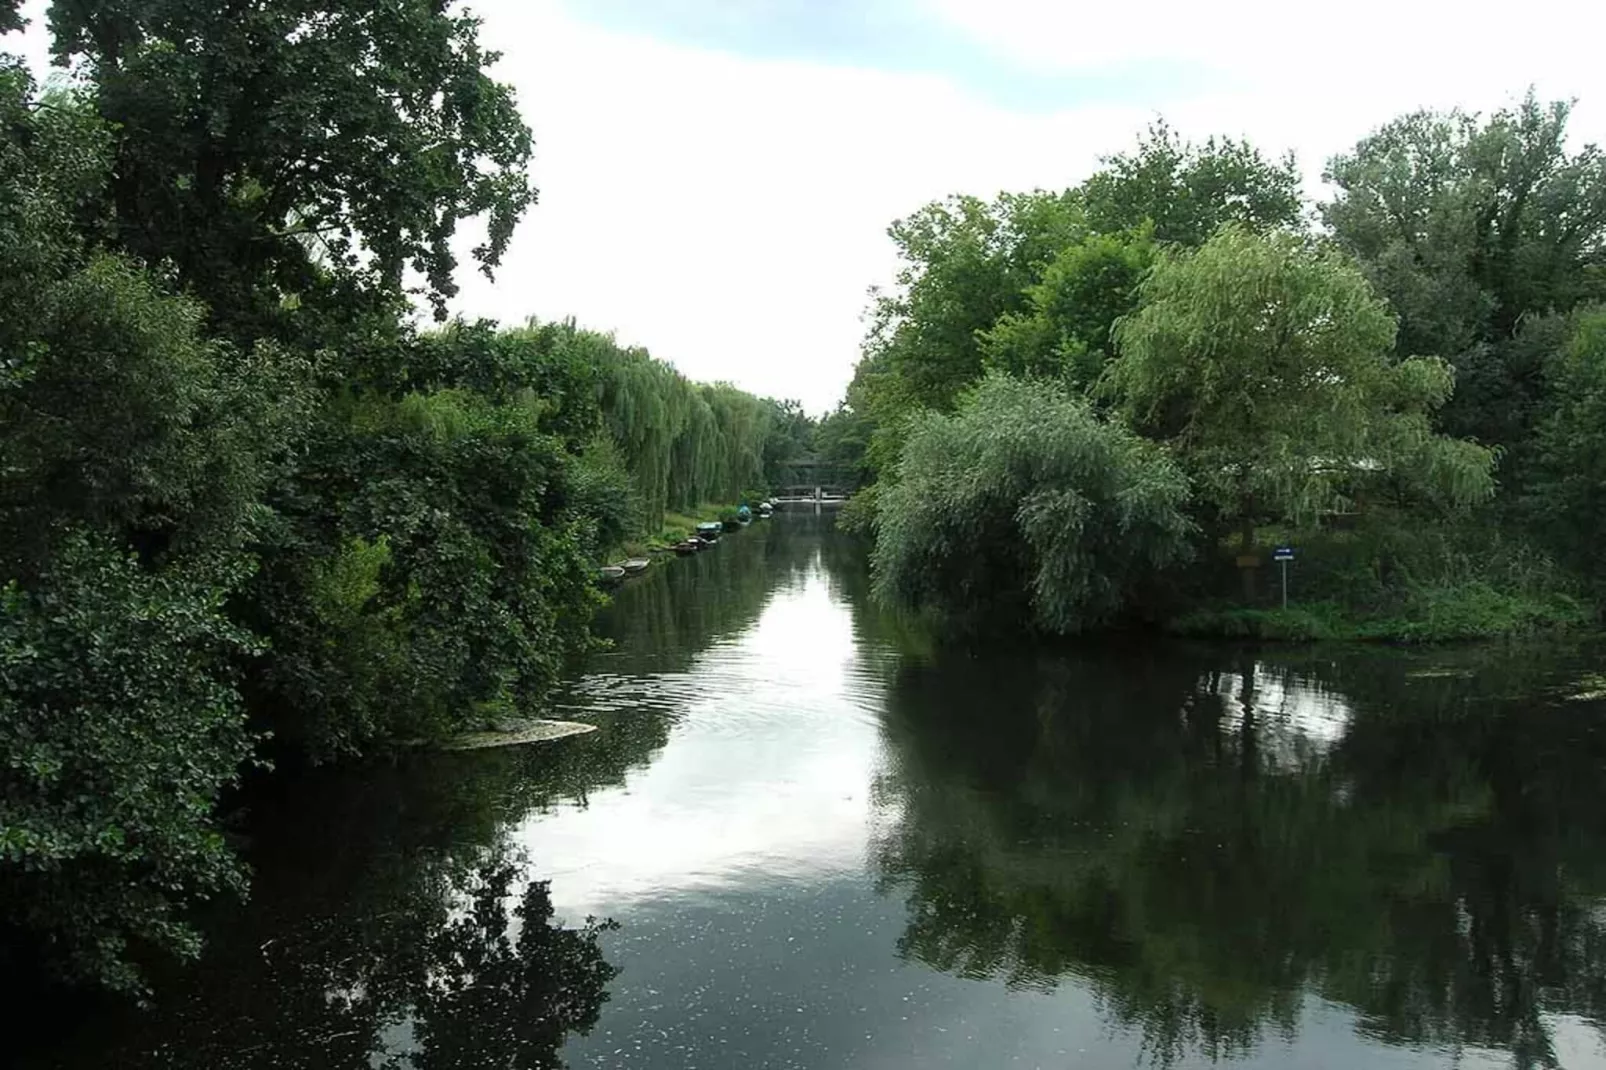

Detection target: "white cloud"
[455, 0, 1606, 413]
[931, 0, 1606, 182]
[513, 560, 893, 919]
[11, 0, 1604, 412]
[452, 0, 1150, 412]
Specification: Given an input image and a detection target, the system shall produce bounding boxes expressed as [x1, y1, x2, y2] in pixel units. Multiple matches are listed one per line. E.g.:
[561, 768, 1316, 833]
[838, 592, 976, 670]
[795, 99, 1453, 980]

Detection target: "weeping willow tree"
[583, 331, 786, 532]
[695, 383, 772, 506]
[873, 374, 1194, 635]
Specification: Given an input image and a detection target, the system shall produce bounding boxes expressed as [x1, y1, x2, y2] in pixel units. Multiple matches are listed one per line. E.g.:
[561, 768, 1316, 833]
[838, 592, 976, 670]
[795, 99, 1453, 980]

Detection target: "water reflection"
[19, 518, 1606, 1070]
[28, 780, 617, 1069]
[523, 519, 889, 916]
[872, 644, 1606, 1068]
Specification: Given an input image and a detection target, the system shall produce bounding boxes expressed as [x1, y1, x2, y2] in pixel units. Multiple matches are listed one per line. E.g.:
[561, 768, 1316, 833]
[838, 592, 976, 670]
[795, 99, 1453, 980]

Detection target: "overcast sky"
[12, 1, 1606, 412]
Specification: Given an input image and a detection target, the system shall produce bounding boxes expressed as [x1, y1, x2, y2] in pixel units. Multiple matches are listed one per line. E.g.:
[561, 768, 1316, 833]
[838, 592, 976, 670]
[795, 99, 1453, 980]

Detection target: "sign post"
[1273, 545, 1295, 609]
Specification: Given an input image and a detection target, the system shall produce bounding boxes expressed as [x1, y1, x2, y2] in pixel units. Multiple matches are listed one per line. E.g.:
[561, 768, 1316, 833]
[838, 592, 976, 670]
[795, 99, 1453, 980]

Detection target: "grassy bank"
[1166, 587, 1588, 643]
[605, 498, 764, 560]
[1161, 523, 1593, 643]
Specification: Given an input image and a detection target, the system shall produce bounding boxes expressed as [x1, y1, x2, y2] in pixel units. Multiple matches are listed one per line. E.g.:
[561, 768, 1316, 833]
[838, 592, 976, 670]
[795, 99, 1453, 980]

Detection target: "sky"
[450, 0, 1605, 412]
[10, 0, 1606, 412]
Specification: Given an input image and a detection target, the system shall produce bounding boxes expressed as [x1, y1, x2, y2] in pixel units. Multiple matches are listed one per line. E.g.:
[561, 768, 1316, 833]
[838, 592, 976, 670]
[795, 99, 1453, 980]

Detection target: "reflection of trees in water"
[29, 519, 859, 1068]
[26, 727, 626, 1069]
[375, 861, 617, 1070]
[20, 715, 631, 1067]
[813, 524, 942, 669]
[588, 517, 831, 678]
[873, 643, 1606, 1067]
[50, 843, 615, 1069]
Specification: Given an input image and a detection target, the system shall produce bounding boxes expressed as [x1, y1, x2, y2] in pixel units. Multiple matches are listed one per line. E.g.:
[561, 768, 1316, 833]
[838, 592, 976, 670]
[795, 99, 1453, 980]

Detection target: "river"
[17, 513, 1606, 1069]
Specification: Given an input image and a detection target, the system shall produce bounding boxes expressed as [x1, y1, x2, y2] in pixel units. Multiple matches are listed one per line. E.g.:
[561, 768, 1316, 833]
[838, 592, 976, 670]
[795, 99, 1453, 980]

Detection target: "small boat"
[721, 517, 741, 532]
[597, 565, 626, 584]
[758, 502, 773, 518]
[695, 522, 723, 541]
[737, 504, 753, 523]
[622, 558, 650, 575]
[672, 539, 701, 556]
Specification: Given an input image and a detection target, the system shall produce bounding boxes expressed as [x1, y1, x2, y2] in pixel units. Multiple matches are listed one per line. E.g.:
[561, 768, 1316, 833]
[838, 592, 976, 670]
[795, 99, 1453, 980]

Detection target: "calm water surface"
[21, 515, 1606, 1069]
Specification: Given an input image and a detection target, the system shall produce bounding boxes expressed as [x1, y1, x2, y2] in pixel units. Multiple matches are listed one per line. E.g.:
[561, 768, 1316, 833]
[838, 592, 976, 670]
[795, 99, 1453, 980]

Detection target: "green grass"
[604, 501, 753, 559]
[1167, 584, 1588, 644]
[1163, 518, 1593, 644]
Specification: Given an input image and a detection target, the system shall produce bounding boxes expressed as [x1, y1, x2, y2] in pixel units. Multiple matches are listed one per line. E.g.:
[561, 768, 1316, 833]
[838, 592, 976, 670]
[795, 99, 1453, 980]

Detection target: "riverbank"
[603, 499, 765, 560]
[1162, 526, 1594, 644]
[21, 518, 1606, 1070]
[1165, 589, 1590, 643]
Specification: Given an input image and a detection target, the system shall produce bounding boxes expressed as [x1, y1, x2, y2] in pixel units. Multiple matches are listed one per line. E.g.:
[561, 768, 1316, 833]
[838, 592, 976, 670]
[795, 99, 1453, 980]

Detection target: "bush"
[0, 538, 256, 993]
[251, 390, 604, 760]
[1168, 525, 1588, 643]
[836, 484, 881, 536]
[872, 374, 1193, 634]
[1529, 307, 1606, 593]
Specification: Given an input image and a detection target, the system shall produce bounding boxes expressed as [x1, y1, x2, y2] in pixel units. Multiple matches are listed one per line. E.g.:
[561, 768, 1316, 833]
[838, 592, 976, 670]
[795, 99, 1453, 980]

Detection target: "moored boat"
[695, 521, 723, 541]
[672, 539, 702, 556]
[622, 558, 650, 575]
[597, 565, 626, 584]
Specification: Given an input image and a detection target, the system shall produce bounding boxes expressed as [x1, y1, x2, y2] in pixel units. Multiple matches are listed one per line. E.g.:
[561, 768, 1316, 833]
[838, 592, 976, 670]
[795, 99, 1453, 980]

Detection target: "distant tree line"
[0, 1, 809, 995]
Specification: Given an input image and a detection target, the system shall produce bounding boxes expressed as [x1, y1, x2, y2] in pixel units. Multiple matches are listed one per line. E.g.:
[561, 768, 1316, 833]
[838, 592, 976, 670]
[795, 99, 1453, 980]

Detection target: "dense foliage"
[0, 539, 256, 993]
[873, 375, 1192, 634]
[1322, 94, 1606, 452]
[848, 126, 1305, 482]
[597, 344, 782, 532]
[0, 8, 807, 994]
[846, 97, 1604, 638]
[1528, 308, 1606, 592]
[1109, 225, 1496, 542]
[47, 0, 537, 332]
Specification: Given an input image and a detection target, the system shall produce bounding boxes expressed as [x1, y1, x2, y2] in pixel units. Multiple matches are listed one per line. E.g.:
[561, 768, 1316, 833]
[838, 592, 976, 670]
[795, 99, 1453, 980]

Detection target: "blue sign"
[1273, 545, 1295, 562]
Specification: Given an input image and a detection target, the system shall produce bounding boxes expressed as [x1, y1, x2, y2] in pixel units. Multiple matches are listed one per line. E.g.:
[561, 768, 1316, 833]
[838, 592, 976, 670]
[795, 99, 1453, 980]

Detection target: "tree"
[0, 65, 303, 991]
[981, 225, 1157, 387]
[814, 400, 875, 489]
[1527, 307, 1606, 589]
[851, 126, 1301, 487]
[249, 384, 605, 761]
[45, 0, 537, 336]
[1081, 121, 1304, 246]
[761, 398, 815, 490]
[872, 373, 1192, 635]
[0, 537, 257, 994]
[1322, 94, 1606, 448]
[863, 191, 1084, 419]
[1109, 225, 1496, 554]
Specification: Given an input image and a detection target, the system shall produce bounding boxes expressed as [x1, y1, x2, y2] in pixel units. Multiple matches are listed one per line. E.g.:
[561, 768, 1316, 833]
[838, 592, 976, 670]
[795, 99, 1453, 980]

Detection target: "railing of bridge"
[771, 456, 859, 502]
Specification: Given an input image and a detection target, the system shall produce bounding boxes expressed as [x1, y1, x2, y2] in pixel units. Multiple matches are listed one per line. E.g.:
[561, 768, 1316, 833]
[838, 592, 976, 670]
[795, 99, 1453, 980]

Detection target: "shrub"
[872, 374, 1193, 634]
[0, 538, 256, 992]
